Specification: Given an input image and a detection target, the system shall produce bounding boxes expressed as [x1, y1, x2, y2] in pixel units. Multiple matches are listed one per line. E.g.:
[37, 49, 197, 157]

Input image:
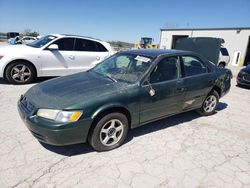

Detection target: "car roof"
[50, 34, 104, 42]
[121, 49, 192, 58]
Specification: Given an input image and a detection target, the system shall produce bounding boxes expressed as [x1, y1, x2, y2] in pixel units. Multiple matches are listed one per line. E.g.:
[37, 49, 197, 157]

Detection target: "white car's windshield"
[27, 35, 57, 48]
[92, 53, 153, 83]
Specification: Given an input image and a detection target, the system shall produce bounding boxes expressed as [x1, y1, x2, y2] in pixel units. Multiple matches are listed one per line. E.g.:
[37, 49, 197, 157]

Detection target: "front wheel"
[197, 90, 219, 116]
[5, 61, 35, 84]
[89, 112, 129, 152]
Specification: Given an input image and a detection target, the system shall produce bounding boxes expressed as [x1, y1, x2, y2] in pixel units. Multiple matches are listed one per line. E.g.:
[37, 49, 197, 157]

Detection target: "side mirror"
[48, 44, 59, 50]
[143, 79, 156, 97]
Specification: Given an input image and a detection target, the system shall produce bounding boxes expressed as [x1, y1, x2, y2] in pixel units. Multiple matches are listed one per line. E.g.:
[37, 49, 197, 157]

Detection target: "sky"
[0, 0, 250, 43]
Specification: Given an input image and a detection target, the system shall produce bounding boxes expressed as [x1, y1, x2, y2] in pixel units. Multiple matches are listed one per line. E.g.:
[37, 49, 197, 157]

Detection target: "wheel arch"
[218, 61, 226, 67]
[211, 85, 221, 98]
[88, 105, 132, 139]
[3, 59, 38, 78]
[91, 105, 131, 127]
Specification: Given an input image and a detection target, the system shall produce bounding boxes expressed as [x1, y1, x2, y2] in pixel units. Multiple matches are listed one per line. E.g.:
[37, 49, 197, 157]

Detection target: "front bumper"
[18, 98, 93, 146]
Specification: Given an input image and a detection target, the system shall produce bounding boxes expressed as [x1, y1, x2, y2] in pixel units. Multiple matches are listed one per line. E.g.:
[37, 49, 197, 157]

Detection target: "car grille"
[20, 95, 36, 115]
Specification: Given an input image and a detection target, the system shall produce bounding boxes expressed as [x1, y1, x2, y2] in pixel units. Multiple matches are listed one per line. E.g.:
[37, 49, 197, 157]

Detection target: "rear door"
[73, 38, 110, 71]
[179, 55, 214, 111]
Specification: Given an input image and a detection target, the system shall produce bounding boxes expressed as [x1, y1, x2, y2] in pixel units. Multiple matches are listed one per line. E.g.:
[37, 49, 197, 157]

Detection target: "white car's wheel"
[5, 61, 36, 84]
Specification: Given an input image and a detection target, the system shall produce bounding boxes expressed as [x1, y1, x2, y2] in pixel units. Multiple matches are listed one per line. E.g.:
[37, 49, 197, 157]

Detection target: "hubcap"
[10, 64, 31, 83]
[203, 95, 217, 113]
[100, 119, 124, 146]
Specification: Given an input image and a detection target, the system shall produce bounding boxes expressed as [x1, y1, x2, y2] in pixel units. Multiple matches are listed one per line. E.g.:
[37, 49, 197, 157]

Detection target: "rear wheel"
[218, 63, 225, 68]
[197, 90, 219, 116]
[5, 61, 36, 84]
[89, 112, 129, 152]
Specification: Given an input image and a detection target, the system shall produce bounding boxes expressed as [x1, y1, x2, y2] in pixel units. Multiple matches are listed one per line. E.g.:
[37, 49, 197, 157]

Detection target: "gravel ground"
[0, 77, 249, 188]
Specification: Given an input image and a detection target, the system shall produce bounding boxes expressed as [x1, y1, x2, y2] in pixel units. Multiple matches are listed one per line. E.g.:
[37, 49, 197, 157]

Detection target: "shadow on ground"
[41, 102, 227, 156]
[236, 84, 250, 90]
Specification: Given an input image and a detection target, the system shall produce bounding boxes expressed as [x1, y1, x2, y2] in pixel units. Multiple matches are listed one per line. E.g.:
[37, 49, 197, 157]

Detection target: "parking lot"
[0, 76, 249, 188]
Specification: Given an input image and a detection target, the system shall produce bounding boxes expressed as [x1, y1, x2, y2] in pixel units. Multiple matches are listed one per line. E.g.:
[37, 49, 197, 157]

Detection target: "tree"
[23, 29, 40, 37]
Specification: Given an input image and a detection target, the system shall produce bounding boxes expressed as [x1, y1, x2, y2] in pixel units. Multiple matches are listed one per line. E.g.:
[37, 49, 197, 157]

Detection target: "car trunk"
[175, 37, 224, 65]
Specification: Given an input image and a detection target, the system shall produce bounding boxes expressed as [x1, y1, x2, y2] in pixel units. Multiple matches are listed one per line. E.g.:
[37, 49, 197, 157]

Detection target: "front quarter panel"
[65, 84, 141, 128]
[0, 47, 42, 77]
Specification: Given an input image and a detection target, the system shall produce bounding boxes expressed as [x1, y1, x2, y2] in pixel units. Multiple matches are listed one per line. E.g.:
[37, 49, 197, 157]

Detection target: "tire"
[89, 112, 129, 152]
[196, 90, 219, 116]
[5, 61, 36, 84]
[218, 63, 225, 68]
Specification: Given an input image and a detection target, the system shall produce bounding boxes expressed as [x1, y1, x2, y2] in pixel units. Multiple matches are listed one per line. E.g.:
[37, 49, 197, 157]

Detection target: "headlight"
[37, 109, 82, 122]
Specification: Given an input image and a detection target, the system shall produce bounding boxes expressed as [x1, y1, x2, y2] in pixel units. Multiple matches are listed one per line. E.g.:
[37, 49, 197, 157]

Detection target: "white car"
[19, 36, 37, 44]
[218, 47, 230, 68]
[0, 34, 114, 84]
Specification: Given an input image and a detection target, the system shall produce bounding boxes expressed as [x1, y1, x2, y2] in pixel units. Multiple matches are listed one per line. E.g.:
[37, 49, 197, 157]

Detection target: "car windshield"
[26, 35, 57, 48]
[92, 53, 153, 83]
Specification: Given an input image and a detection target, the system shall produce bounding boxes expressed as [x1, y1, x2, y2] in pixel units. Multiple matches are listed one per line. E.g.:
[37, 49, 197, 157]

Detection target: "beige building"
[159, 27, 250, 67]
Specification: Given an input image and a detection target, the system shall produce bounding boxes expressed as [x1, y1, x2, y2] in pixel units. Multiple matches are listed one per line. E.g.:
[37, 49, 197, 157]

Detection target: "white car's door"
[73, 38, 110, 72]
[39, 37, 76, 76]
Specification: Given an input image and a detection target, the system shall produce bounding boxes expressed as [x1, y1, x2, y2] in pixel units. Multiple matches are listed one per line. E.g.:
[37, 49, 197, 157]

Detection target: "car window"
[220, 48, 229, 56]
[27, 35, 57, 48]
[150, 57, 178, 83]
[93, 54, 153, 83]
[116, 56, 130, 68]
[75, 38, 97, 51]
[53, 38, 75, 51]
[95, 42, 108, 52]
[182, 56, 207, 77]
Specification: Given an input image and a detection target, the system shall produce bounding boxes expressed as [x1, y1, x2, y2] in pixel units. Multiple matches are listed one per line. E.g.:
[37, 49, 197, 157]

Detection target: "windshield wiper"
[105, 74, 117, 82]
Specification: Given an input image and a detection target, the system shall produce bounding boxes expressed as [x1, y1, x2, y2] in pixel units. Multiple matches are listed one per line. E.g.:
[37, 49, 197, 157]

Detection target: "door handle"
[96, 56, 101, 60]
[69, 55, 75, 60]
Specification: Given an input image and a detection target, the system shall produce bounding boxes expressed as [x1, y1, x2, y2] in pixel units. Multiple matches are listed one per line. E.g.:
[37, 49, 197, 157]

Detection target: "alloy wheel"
[10, 64, 31, 83]
[99, 119, 124, 146]
[203, 95, 217, 113]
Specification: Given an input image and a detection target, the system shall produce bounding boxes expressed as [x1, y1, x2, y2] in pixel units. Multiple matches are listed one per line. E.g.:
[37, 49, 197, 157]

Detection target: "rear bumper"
[18, 100, 93, 146]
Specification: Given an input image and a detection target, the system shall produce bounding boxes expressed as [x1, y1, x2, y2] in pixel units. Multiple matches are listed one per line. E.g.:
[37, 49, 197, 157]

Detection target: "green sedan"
[18, 49, 232, 151]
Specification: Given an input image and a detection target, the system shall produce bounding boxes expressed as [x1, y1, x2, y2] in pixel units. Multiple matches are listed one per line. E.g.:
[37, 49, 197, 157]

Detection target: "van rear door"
[175, 37, 223, 65]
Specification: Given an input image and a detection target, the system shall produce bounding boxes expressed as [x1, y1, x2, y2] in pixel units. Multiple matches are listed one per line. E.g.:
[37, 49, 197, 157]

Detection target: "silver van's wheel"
[197, 90, 219, 116]
[89, 112, 129, 152]
[6, 61, 35, 84]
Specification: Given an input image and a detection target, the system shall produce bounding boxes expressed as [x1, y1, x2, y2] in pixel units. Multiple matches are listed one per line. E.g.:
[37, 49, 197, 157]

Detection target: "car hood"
[0, 44, 35, 54]
[175, 37, 223, 64]
[25, 71, 130, 109]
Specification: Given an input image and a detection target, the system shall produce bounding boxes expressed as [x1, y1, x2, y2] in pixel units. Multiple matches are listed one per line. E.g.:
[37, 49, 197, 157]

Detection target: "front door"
[40, 37, 76, 76]
[139, 56, 185, 123]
